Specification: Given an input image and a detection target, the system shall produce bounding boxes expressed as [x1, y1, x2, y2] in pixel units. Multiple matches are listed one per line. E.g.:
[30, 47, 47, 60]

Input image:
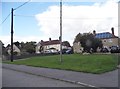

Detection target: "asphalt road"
[2, 68, 84, 87]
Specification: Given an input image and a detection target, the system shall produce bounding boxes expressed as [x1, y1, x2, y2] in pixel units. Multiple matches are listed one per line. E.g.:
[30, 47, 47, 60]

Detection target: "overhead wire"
[0, 0, 31, 26]
[0, 13, 11, 26]
[13, 0, 31, 11]
[1, 0, 117, 25]
[14, 14, 34, 17]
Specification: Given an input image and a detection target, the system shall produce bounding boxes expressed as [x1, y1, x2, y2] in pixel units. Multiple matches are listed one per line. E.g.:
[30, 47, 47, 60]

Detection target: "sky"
[0, 0, 119, 46]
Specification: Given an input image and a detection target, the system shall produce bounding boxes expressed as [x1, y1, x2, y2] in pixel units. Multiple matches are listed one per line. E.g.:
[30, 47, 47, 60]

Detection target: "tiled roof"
[95, 32, 118, 39]
[40, 40, 60, 46]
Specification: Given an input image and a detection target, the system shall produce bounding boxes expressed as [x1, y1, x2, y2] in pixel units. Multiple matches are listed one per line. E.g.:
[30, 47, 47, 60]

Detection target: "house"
[0, 40, 2, 59]
[73, 42, 83, 53]
[36, 38, 71, 53]
[7, 44, 21, 55]
[73, 27, 120, 53]
[94, 28, 120, 49]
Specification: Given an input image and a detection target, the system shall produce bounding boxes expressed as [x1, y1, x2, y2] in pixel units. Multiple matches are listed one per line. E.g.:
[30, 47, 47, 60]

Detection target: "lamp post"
[60, 0, 62, 63]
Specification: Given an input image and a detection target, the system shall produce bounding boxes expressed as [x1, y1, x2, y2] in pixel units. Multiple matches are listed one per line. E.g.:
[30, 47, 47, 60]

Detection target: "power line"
[0, 13, 11, 26]
[0, 0, 31, 26]
[14, 0, 31, 11]
[14, 14, 34, 17]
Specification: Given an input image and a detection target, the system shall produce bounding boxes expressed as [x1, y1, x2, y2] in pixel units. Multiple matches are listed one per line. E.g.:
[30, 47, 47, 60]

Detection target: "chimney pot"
[111, 27, 114, 35]
[49, 38, 51, 41]
[93, 30, 96, 35]
[41, 40, 43, 42]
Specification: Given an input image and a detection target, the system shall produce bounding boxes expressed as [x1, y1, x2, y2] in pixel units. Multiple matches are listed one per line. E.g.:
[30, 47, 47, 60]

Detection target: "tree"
[2, 43, 8, 56]
[19, 41, 36, 54]
[74, 33, 103, 53]
[80, 33, 93, 52]
[62, 41, 71, 47]
[74, 33, 82, 43]
[24, 41, 36, 54]
[92, 38, 103, 52]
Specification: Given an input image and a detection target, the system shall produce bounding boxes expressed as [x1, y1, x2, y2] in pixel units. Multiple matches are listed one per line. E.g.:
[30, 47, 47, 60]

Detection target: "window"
[108, 39, 112, 42]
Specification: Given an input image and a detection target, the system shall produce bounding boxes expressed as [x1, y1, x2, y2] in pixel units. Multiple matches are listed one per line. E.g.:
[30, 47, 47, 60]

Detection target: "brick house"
[73, 28, 120, 53]
[94, 28, 120, 49]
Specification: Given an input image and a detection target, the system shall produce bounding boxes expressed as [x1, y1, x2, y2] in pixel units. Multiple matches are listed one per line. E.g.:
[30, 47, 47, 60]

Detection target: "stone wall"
[102, 38, 120, 48]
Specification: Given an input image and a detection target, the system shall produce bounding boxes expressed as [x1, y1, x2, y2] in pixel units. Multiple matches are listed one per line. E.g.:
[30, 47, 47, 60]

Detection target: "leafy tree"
[80, 33, 93, 52]
[92, 38, 103, 52]
[23, 41, 36, 54]
[19, 41, 36, 54]
[13, 51, 18, 55]
[74, 33, 82, 43]
[20, 42, 25, 49]
[62, 41, 71, 47]
[74, 33, 103, 53]
[2, 43, 8, 56]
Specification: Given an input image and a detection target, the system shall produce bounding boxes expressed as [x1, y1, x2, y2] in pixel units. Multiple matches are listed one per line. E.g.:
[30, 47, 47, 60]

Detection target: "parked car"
[44, 50, 51, 54]
[110, 46, 119, 53]
[58, 49, 73, 54]
[44, 49, 59, 54]
[100, 48, 109, 53]
[66, 49, 73, 54]
[118, 47, 120, 53]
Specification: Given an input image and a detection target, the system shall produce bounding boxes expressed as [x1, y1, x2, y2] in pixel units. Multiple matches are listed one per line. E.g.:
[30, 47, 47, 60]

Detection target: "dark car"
[100, 48, 109, 53]
[62, 49, 68, 54]
[110, 46, 119, 53]
[58, 49, 67, 54]
[58, 49, 73, 54]
[66, 49, 73, 54]
[118, 47, 120, 53]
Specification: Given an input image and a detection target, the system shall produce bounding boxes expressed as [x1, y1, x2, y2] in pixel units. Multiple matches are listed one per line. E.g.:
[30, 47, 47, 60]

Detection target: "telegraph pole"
[60, 0, 62, 63]
[11, 8, 14, 62]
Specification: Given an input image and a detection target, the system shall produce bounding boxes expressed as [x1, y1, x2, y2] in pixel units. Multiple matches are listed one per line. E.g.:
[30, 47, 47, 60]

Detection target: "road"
[2, 68, 84, 87]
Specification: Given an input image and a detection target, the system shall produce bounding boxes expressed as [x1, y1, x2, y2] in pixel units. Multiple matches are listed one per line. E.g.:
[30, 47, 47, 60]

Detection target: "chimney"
[93, 30, 96, 35]
[111, 27, 114, 35]
[41, 40, 43, 42]
[49, 38, 51, 41]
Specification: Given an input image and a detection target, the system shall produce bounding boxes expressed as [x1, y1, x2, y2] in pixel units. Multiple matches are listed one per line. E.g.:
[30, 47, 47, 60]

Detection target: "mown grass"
[4, 54, 119, 74]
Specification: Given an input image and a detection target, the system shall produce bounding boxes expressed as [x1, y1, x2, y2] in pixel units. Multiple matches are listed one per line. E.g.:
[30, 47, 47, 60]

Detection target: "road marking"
[77, 82, 96, 87]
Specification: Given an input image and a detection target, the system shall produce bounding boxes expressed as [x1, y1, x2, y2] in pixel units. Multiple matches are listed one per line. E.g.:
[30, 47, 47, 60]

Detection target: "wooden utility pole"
[11, 8, 14, 62]
[60, 0, 62, 63]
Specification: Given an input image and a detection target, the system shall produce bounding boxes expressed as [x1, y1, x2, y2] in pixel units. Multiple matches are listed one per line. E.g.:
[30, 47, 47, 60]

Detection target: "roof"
[95, 32, 118, 39]
[0, 40, 2, 44]
[6, 44, 21, 51]
[40, 40, 60, 46]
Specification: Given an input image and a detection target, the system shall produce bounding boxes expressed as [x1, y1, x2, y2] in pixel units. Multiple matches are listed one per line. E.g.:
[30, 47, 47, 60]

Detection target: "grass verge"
[3, 54, 119, 74]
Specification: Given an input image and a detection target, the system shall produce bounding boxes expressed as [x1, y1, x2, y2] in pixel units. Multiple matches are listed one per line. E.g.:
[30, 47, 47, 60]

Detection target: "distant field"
[4, 54, 119, 74]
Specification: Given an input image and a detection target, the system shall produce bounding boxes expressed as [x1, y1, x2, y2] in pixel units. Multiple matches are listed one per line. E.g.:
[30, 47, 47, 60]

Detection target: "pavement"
[2, 63, 119, 88]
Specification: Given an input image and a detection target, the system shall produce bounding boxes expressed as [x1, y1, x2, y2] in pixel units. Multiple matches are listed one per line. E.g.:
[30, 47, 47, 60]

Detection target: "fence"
[4, 53, 58, 60]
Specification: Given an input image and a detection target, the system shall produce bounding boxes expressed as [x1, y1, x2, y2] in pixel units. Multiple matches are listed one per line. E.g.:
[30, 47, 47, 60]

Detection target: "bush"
[13, 51, 18, 55]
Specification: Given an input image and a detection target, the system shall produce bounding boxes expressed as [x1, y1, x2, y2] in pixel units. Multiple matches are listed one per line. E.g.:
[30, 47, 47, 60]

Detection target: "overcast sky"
[1, 0, 119, 46]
